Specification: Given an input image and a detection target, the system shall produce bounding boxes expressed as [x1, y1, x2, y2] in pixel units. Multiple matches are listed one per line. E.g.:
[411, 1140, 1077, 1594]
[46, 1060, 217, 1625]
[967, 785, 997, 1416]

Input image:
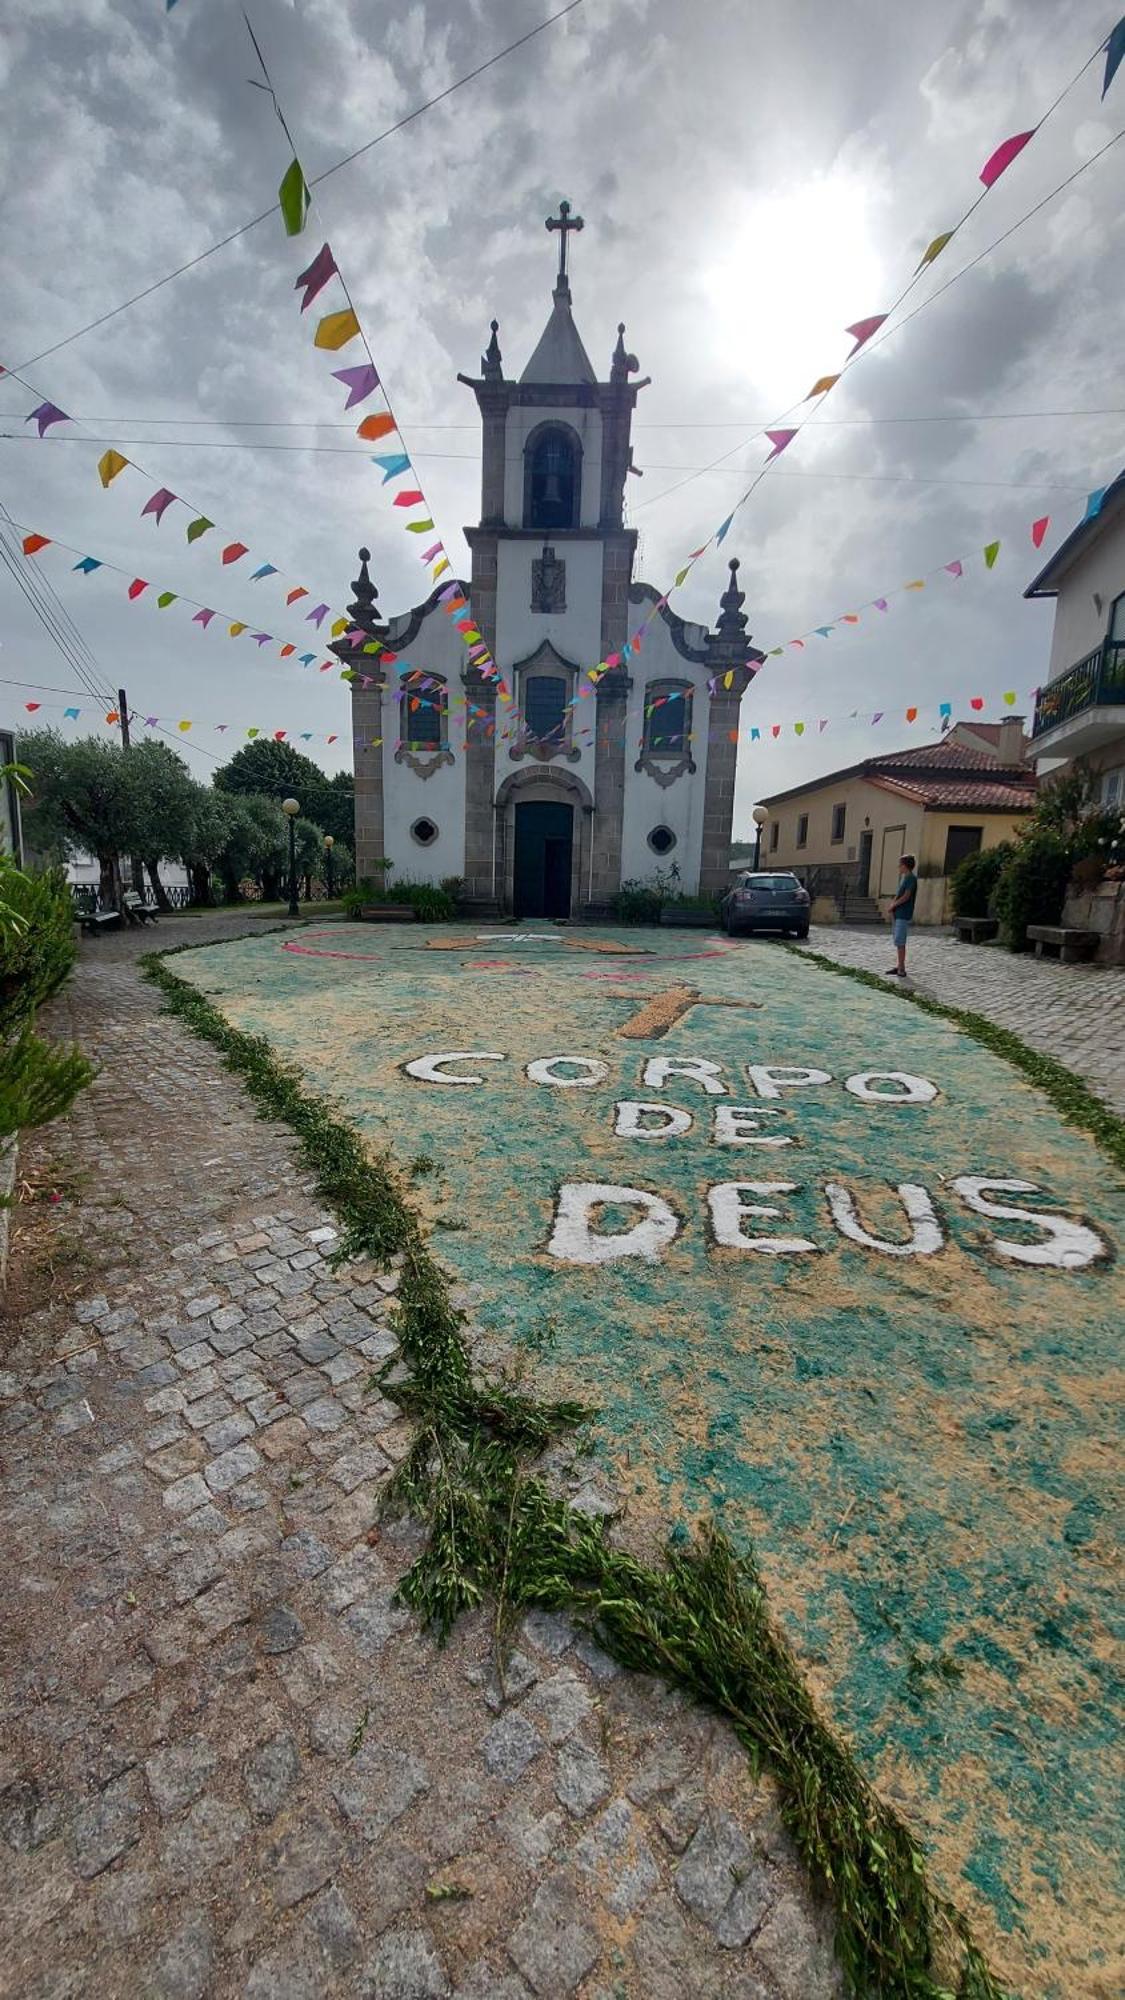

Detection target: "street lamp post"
[323, 834, 335, 902]
[752, 804, 769, 871]
[282, 797, 300, 918]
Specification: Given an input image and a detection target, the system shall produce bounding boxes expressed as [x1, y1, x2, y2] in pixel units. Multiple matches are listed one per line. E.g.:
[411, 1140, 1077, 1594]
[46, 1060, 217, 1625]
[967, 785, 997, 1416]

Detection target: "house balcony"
[1031, 639, 1125, 756]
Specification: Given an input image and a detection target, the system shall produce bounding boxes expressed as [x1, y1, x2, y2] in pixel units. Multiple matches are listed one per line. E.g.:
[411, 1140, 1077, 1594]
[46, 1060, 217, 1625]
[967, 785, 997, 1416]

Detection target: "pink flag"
[295, 243, 337, 311]
[874, 598, 888, 611]
[332, 363, 379, 409]
[193, 608, 216, 627]
[872, 711, 884, 725]
[944, 560, 963, 578]
[127, 578, 148, 600]
[393, 490, 425, 507]
[420, 542, 442, 563]
[142, 487, 176, 524]
[980, 130, 1035, 188]
[1031, 516, 1050, 549]
[818, 719, 828, 733]
[764, 428, 798, 461]
[845, 315, 887, 355]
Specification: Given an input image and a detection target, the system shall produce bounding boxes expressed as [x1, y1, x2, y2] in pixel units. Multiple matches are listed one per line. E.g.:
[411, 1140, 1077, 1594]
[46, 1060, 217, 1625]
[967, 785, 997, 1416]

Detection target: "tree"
[19, 730, 136, 907]
[181, 788, 237, 906]
[214, 794, 288, 903]
[214, 739, 353, 846]
[121, 739, 198, 908]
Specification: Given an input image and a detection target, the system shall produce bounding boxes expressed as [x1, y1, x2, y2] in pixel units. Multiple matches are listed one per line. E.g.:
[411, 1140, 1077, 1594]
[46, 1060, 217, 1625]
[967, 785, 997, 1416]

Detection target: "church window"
[643, 681, 692, 755]
[402, 671, 446, 752]
[525, 674, 568, 743]
[524, 424, 581, 532]
[647, 826, 677, 855]
[411, 817, 439, 846]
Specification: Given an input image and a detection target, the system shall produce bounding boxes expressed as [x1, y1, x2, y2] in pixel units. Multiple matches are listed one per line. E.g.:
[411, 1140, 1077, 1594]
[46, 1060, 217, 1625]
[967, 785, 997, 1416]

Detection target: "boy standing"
[886, 854, 918, 977]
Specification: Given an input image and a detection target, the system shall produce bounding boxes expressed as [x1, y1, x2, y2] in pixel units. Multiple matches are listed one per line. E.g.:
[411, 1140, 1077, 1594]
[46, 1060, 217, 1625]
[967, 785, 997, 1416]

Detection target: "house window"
[830, 803, 846, 843]
[1108, 591, 1125, 643]
[401, 672, 445, 752]
[524, 425, 580, 532]
[796, 813, 809, 848]
[770, 821, 779, 852]
[1100, 765, 1123, 807]
[525, 674, 567, 743]
[643, 681, 692, 755]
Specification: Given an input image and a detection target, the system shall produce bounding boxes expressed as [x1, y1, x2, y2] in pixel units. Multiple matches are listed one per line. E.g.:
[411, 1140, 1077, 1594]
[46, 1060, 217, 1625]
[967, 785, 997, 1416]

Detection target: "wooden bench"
[123, 890, 159, 925]
[1026, 924, 1099, 964]
[954, 916, 998, 944]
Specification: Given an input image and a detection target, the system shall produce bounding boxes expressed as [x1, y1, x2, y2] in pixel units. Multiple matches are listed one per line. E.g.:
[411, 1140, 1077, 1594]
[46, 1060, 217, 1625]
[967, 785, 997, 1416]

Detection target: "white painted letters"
[614, 1101, 694, 1140]
[713, 1106, 792, 1147]
[825, 1182, 943, 1257]
[843, 1072, 938, 1104]
[548, 1183, 682, 1265]
[642, 1055, 728, 1096]
[527, 1055, 609, 1088]
[951, 1178, 1110, 1269]
[707, 1182, 818, 1255]
[404, 1051, 506, 1085]
[745, 1065, 832, 1100]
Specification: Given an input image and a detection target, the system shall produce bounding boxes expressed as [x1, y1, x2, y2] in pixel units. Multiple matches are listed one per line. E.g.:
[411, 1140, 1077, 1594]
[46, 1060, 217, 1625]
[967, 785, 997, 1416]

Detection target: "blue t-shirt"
[896, 872, 918, 920]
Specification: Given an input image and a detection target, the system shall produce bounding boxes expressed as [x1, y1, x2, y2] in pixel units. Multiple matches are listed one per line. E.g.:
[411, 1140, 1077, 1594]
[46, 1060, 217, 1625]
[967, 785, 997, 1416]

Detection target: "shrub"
[949, 844, 1013, 920]
[994, 832, 1072, 951]
[611, 880, 664, 924]
[341, 877, 455, 921]
[0, 866, 92, 1140]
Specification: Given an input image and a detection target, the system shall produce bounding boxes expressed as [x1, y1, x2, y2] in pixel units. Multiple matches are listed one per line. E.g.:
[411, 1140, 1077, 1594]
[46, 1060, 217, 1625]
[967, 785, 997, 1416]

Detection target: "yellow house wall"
[765, 778, 1031, 923]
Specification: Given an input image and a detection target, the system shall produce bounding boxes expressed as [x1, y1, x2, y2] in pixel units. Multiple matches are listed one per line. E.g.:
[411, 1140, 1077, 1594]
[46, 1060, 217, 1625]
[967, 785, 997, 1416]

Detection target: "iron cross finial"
[545, 198, 584, 284]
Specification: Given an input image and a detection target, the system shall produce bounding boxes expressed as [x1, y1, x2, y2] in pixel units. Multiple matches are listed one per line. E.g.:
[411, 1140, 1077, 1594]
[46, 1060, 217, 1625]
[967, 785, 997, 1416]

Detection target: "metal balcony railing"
[1032, 638, 1125, 739]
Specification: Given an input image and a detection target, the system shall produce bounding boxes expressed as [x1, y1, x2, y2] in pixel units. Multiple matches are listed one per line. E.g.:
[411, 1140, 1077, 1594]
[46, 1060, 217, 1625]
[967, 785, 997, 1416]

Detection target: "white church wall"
[502, 405, 605, 529]
[381, 601, 469, 885]
[619, 614, 713, 894]
[494, 539, 605, 672]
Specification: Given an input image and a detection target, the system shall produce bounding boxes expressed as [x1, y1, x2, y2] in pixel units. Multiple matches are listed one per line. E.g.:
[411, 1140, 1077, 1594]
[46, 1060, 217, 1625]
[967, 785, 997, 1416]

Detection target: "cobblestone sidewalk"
[798, 924, 1125, 1116]
[0, 918, 839, 2000]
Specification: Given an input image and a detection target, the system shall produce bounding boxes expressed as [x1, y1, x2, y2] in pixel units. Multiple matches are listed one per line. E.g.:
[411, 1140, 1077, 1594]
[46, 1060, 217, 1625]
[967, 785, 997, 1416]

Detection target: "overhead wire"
[9, 1, 587, 373]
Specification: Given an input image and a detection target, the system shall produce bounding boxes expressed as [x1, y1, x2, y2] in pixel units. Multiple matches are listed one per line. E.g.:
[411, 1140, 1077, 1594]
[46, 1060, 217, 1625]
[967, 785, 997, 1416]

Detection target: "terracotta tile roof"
[872, 739, 1022, 773]
[868, 773, 1038, 811]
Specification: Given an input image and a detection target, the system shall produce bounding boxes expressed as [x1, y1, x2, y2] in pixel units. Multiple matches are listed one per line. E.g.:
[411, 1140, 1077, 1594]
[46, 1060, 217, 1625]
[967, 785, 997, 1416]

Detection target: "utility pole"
[118, 686, 144, 895]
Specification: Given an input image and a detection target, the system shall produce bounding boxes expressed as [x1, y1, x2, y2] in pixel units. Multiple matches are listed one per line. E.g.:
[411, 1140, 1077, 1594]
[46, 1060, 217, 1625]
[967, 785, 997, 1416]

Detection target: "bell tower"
[456, 205, 651, 908]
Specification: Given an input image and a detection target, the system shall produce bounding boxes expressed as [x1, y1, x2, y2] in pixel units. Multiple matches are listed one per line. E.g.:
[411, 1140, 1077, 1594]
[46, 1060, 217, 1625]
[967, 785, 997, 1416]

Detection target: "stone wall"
[1062, 877, 1125, 964]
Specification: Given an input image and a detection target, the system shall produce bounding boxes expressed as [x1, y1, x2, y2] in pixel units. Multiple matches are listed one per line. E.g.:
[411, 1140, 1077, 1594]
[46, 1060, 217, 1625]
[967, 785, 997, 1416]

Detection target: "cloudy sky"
[2, 0, 1122, 826]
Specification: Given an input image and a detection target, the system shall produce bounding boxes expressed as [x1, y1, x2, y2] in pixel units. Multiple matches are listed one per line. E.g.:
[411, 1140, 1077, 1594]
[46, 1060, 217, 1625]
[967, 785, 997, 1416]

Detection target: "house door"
[878, 825, 907, 897]
[943, 825, 982, 875]
[513, 801, 573, 918]
[857, 830, 873, 895]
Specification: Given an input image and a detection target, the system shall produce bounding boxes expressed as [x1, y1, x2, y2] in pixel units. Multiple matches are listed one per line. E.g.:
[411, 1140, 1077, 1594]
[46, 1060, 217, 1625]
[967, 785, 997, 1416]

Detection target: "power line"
[6, 406, 1118, 431]
[10, 1, 587, 373]
[0, 516, 117, 713]
[0, 434, 1091, 493]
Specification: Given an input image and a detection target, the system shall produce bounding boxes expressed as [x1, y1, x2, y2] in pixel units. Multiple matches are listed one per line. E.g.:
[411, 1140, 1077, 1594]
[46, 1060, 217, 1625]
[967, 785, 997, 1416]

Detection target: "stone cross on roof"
[546, 199, 584, 288]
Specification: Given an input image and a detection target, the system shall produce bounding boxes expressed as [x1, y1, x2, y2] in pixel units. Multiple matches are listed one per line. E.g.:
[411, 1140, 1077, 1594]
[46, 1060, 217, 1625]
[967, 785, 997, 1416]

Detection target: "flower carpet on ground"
[175, 921, 1125, 1999]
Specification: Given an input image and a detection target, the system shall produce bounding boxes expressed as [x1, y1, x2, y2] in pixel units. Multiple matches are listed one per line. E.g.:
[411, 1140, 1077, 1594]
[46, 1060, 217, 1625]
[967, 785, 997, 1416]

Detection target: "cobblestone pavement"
[798, 924, 1125, 1116]
[0, 917, 840, 2000]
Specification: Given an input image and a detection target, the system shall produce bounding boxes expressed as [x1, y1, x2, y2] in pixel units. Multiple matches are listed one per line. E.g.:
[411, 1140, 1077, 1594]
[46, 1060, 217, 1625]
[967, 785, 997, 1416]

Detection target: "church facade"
[336, 211, 762, 917]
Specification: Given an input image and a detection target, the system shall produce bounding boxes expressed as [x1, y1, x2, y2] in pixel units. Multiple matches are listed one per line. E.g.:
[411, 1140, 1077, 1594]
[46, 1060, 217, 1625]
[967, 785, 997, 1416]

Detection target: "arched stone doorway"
[495, 768, 594, 919]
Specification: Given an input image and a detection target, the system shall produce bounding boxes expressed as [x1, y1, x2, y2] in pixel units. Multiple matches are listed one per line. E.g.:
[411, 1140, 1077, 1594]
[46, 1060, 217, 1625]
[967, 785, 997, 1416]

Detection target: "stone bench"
[954, 916, 999, 944]
[358, 905, 416, 923]
[1026, 924, 1099, 964]
[77, 906, 121, 935]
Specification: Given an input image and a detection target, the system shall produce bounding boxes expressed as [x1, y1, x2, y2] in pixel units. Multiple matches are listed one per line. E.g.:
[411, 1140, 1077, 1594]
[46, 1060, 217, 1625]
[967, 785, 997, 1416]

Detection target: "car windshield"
[740, 874, 798, 891]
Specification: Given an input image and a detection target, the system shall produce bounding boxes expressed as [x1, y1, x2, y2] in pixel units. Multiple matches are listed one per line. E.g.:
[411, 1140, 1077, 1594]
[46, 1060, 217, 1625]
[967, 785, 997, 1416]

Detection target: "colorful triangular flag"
[295, 243, 337, 311]
[333, 363, 379, 408]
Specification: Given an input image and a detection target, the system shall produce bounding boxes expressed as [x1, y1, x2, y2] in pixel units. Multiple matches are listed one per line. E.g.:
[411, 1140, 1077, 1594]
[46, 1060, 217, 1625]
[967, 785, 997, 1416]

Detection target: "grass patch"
[787, 944, 1125, 1174]
[143, 943, 1006, 2000]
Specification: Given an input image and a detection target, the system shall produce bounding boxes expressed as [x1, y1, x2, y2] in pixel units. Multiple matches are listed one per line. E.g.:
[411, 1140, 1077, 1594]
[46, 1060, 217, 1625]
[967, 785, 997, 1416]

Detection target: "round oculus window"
[411, 817, 439, 846]
[647, 825, 677, 855]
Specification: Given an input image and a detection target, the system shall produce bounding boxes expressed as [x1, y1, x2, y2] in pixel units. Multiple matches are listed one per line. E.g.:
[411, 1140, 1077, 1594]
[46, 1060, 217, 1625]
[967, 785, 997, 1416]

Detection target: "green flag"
[279, 158, 309, 237]
[186, 517, 213, 543]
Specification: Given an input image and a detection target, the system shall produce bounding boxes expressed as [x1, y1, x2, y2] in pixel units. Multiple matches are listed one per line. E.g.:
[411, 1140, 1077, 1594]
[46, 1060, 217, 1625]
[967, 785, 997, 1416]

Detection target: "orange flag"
[357, 413, 396, 442]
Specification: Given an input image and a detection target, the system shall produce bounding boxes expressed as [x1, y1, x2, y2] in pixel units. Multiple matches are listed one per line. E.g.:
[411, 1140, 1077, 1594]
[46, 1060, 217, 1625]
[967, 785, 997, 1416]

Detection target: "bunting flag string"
[753, 488, 1112, 659]
[10, 515, 340, 673]
[5, 355, 354, 633]
[578, 20, 1120, 689]
[254, 33, 509, 702]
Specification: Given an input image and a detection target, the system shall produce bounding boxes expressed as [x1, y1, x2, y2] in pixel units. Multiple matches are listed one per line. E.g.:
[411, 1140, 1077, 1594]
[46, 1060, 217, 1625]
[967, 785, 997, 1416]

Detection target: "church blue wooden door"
[513, 802, 573, 918]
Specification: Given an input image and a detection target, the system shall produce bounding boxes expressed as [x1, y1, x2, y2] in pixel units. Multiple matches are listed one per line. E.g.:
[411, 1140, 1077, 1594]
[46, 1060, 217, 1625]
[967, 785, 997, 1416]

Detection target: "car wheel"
[795, 924, 809, 939]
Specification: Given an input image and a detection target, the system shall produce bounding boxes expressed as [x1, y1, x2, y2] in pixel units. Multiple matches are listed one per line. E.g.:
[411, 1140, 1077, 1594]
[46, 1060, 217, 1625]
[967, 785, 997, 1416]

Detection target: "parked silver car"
[720, 870, 811, 938]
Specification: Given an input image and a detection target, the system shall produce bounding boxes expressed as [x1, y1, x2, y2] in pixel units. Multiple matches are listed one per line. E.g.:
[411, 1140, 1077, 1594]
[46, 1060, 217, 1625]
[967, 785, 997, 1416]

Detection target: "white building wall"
[380, 600, 469, 884]
[619, 614, 713, 894]
[494, 539, 605, 672]
[502, 405, 604, 528]
[1046, 511, 1125, 678]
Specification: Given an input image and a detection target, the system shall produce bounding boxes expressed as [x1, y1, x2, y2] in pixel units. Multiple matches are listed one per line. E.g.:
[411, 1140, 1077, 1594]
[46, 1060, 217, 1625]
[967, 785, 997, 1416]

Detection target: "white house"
[335, 206, 763, 917]
[1026, 468, 1125, 807]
